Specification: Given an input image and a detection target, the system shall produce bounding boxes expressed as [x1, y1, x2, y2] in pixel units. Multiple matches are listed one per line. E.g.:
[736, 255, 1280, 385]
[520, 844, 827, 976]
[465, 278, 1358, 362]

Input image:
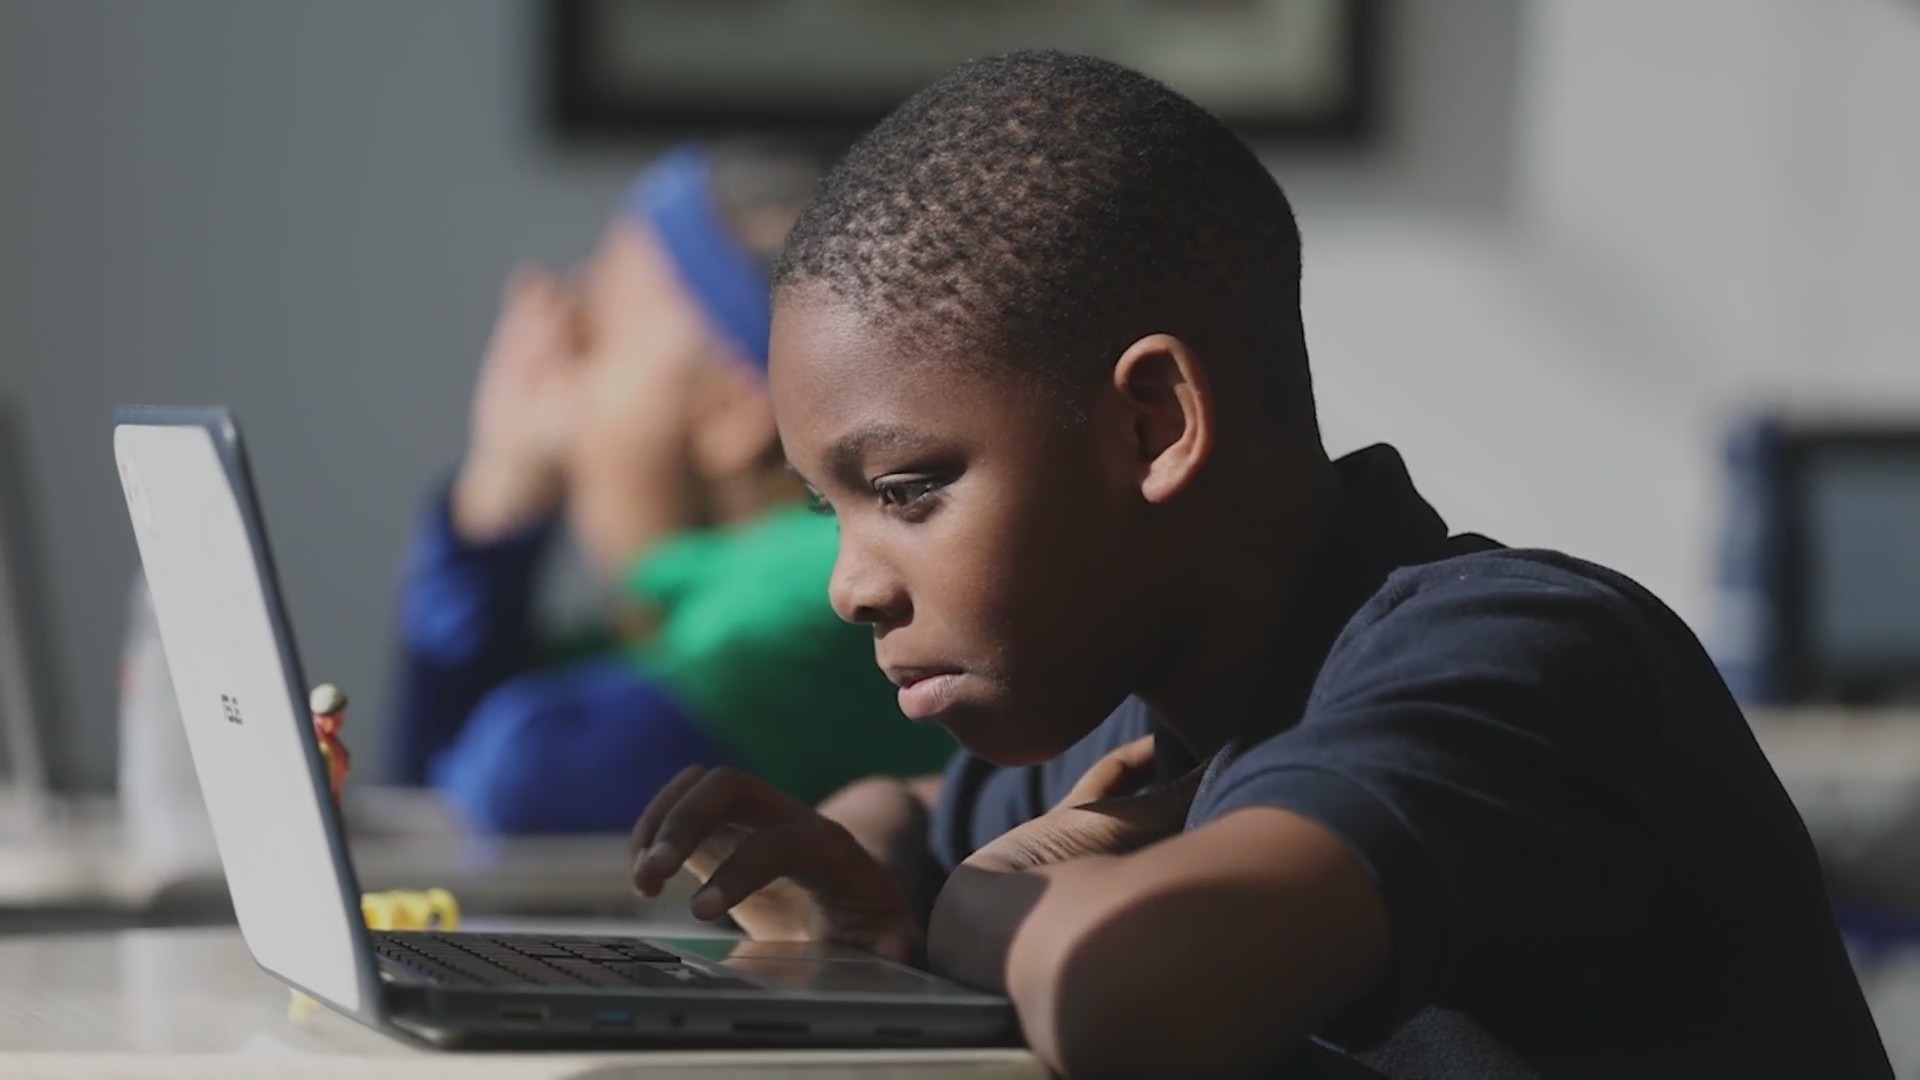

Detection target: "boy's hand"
[926, 737, 1202, 993]
[967, 736, 1199, 874]
[628, 766, 923, 963]
[452, 266, 585, 542]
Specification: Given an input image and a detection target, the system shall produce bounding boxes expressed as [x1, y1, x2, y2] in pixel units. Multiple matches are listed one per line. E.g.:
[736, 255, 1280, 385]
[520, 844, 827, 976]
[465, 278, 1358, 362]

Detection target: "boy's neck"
[1142, 453, 1345, 763]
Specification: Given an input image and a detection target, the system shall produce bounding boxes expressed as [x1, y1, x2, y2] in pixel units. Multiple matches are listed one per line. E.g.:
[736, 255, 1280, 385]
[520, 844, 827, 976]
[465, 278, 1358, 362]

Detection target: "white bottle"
[118, 571, 216, 871]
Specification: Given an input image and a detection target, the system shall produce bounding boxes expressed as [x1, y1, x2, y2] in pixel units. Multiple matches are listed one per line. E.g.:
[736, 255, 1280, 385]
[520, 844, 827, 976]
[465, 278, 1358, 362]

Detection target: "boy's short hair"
[773, 50, 1314, 429]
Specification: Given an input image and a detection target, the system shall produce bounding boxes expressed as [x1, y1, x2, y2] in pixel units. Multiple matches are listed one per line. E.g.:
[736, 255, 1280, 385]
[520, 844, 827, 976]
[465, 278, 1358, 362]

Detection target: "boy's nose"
[828, 541, 908, 628]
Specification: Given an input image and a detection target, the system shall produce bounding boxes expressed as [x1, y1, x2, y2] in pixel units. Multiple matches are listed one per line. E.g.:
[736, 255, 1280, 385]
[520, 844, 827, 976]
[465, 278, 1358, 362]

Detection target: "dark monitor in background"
[1778, 425, 1920, 706]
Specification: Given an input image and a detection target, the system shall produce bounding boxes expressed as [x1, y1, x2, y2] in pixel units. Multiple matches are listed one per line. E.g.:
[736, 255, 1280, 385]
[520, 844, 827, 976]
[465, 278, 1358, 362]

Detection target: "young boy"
[389, 143, 952, 833]
[627, 55, 1892, 1077]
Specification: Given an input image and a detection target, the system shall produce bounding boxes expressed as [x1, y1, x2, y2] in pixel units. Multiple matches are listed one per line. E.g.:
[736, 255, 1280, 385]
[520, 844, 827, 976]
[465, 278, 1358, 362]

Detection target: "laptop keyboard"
[373, 931, 749, 991]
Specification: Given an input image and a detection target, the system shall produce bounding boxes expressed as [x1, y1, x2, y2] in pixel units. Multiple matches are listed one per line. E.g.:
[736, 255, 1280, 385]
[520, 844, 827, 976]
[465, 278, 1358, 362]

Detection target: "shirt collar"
[1154, 443, 1455, 779]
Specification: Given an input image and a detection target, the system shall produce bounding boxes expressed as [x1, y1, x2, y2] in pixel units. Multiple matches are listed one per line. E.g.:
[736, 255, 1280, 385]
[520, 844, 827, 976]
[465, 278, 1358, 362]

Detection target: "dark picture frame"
[547, 0, 1383, 144]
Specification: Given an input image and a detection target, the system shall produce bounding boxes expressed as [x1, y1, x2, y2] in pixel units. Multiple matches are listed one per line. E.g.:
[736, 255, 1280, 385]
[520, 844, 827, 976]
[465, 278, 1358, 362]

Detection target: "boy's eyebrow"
[821, 423, 940, 477]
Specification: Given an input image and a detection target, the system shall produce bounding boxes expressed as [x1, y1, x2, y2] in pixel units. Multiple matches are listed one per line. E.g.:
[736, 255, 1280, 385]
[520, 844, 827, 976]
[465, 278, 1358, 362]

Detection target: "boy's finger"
[686, 820, 824, 921]
[629, 765, 708, 861]
[630, 766, 710, 895]
[1062, 735, 1158, 807]
[639, 769, 808, 885]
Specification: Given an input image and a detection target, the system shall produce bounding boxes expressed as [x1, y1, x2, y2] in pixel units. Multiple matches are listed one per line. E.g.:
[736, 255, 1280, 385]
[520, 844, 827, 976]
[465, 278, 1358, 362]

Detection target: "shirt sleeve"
[930, 697, 1156, 871]
[1188, 559, 1665, 1041]
[388, 481, 556, 784]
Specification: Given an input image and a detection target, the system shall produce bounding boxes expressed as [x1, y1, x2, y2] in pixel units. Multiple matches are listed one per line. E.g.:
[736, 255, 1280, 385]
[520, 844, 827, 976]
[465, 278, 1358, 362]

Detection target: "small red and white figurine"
[308, 682, 351, 803]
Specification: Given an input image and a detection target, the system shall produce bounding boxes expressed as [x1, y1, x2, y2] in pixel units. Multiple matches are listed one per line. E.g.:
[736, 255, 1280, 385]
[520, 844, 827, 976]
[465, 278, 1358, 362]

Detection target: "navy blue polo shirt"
[932, 445, 1890, 1078]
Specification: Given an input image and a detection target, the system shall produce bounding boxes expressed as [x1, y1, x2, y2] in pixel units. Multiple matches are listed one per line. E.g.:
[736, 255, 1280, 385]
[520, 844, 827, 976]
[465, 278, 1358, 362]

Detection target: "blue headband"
[623, 148, 772, 371]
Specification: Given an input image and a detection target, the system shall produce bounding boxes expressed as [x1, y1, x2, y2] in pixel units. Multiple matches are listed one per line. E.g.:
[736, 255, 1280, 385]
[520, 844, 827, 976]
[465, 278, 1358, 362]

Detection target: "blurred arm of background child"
[449, 266, 587, 545]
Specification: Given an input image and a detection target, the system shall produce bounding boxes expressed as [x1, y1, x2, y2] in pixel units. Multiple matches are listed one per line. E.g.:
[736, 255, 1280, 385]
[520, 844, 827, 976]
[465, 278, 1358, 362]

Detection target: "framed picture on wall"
[548, 0, 1383, 143]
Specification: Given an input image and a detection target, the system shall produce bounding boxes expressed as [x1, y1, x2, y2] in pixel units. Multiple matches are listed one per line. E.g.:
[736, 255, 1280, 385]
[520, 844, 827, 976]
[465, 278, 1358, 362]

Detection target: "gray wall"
[0, 0, 1525, 789]
[0, 0, 634, 788]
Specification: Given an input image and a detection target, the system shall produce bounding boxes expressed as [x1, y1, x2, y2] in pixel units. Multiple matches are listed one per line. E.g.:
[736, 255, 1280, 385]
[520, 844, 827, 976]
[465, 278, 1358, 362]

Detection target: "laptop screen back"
[113, 411, 374, 1016]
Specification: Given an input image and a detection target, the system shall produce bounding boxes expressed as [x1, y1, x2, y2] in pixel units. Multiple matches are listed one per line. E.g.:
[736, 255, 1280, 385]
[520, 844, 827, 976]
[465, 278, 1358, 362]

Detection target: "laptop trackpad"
[672, 939, 981, 996]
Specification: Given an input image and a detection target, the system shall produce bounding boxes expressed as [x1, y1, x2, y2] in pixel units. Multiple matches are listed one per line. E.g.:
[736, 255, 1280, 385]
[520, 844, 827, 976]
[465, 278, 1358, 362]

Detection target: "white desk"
[0, 926, 1044, 1079]
[0, 789, 672, 930]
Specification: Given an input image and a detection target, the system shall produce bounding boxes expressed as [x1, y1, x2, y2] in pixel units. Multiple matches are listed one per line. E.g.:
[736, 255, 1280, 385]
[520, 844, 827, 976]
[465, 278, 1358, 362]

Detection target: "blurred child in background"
[390, 142, 952, 833]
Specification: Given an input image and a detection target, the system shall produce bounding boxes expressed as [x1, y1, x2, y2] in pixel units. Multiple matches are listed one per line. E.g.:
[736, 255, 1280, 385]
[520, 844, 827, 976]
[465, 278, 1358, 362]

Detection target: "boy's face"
[771, 292, 1160, 766]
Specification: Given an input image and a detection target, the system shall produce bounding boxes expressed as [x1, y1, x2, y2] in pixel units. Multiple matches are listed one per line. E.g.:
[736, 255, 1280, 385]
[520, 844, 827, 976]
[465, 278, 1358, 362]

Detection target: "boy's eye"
[803, 488, 834, 517]
[874, 476, 944, 511]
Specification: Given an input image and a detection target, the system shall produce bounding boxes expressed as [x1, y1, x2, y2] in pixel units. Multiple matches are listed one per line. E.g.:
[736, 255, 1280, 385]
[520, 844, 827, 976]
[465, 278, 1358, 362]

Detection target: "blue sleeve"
[1188, 559, 1662, 1040]
[388, 482, 556, 784]
[429, 655, 738, 834]
[930, 697, 1155, 872]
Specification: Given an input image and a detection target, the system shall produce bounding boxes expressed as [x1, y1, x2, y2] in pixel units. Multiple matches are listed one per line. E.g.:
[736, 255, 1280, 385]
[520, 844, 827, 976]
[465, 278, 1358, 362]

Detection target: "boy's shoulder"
[1335, 542, 1702, 688]
[1213, 541, 1694, 807]
[1288, 540, 1724, 756]
[1368, 543, 1667, 630]
[1196, 542, 1889, 1074]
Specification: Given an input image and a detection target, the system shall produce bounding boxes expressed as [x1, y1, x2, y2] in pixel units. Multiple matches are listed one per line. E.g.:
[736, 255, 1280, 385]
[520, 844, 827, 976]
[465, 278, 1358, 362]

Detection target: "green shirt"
[626, 507, 954, 803]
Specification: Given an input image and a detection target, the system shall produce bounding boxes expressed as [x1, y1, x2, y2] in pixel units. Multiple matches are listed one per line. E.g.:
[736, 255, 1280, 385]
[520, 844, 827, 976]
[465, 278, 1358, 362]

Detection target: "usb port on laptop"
[591, 1008, 633, 1029]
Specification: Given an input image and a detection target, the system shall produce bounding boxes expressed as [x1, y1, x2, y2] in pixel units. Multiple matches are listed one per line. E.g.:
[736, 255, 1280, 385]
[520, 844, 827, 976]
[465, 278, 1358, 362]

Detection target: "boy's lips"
[885, 666, 967, 721]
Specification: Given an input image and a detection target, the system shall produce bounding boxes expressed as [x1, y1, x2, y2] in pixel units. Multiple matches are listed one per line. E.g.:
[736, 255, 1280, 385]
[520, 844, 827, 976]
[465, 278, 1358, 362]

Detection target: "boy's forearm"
[930, 855, 1163, 1074]
[925, 854, 1083, 995]
[926, 808, 1391, 1078]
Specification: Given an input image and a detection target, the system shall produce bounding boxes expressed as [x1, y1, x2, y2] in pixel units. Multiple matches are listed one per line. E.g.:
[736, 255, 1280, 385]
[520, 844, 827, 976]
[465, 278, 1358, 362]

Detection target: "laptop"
[111, 405, 1012, 1048]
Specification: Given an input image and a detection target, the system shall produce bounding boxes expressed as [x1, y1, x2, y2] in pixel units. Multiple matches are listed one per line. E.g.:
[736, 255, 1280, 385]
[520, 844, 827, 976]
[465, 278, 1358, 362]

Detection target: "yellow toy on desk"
[289, 685, 462, 1022]
[362, 886, 461, 931]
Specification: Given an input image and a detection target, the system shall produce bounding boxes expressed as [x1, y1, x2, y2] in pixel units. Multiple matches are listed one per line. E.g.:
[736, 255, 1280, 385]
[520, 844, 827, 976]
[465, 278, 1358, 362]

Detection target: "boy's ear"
[1111, 333, 1214, 504]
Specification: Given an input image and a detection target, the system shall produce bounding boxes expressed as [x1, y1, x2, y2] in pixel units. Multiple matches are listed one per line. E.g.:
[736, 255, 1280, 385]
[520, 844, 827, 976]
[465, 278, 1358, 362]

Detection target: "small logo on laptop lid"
[221, 694, 242, 725]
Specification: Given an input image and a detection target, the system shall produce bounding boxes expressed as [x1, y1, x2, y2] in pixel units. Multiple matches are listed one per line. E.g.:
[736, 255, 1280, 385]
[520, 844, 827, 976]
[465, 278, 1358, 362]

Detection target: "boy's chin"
[941, 704, 1091, 769]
